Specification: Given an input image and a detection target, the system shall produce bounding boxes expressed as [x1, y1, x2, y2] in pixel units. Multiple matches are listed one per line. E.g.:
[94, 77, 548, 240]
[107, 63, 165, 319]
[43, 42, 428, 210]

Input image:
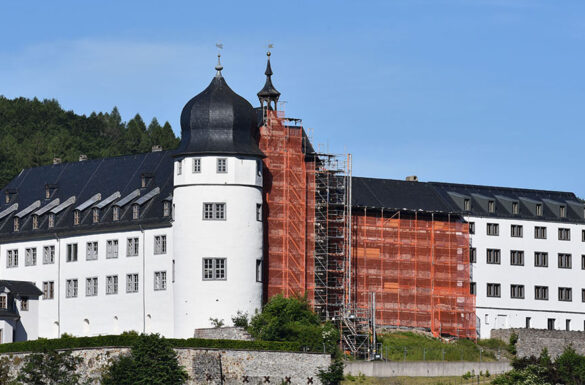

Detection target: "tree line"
[0, 96, 180, 187]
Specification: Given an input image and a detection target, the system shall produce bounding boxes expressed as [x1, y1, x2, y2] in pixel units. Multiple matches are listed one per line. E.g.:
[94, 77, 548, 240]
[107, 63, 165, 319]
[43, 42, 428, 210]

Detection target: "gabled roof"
[0, 280, 42, 297]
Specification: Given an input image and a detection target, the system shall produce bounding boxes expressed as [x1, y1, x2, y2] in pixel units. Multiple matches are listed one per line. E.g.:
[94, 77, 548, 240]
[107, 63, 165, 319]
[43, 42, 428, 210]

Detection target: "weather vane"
[215, 43, 223, 73]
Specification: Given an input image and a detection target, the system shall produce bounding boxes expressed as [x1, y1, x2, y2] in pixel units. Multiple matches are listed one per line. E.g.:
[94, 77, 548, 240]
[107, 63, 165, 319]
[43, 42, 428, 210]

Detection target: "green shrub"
[16, 350, 84, 385]
[232, 311, 249, 328]
[317, 360, 344, 385]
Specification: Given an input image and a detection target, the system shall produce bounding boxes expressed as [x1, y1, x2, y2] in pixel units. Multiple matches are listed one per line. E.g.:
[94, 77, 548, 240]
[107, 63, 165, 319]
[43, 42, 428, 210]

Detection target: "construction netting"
[350, 210, 476, 339]
[259, 109, 315, 303]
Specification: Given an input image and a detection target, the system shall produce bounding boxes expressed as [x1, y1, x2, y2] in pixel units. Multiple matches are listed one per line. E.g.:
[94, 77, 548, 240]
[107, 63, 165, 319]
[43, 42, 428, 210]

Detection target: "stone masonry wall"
[491, 328, 585, 358]
[0, 347, 330, 385]
[194, 327, 253, 341]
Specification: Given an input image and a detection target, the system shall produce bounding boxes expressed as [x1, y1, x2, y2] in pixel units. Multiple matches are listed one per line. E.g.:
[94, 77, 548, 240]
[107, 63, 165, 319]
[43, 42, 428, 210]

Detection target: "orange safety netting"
[259, 110, 315, 303]
[350, 210, 476, 339]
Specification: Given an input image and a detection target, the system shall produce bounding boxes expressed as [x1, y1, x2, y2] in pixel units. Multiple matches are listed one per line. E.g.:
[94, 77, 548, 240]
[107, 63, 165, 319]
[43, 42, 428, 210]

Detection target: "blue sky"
[1, 1, 584, 195]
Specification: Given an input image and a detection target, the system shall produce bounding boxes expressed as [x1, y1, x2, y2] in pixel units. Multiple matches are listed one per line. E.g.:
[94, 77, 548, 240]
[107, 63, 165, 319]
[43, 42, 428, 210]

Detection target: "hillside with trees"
[0, 96, 179, 187]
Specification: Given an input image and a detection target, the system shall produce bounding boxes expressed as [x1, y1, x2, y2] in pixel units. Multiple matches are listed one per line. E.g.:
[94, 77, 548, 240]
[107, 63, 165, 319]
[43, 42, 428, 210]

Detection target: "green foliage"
[317, 360, 344, 385]
[508, 333, 518, 355]
[0, 97, 180, 187]
[248, 294, 340, 354]
[232, 311, 249, 328]
[101, 334, 188, 385]
[16, 350, 85, 385]
[0, 357, 14, 385]
[209, 318, 225, 328]
[0, 334, 301, 354]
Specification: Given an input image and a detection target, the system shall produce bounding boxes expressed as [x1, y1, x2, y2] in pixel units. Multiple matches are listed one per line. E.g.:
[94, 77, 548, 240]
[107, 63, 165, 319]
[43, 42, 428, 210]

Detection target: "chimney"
[53, 158, 62, 165]
[79, 154, 88, 162]
[151, 145, 162, 152]
[405, 175, 418, 182]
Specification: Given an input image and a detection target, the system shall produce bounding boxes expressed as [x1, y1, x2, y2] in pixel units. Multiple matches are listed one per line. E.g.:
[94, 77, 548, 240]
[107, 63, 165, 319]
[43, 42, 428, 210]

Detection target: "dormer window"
[0, 295, 6, 309]
[488, 200, 495, 213]
[13, 217, 19, 232]
[5, 190, 16, 204]
[45, 185, 57, 199]
[113, 207, 120, 221]
[32, 215, 39, 230]
[163, 201, 170, 217]
[536, 203, 543, 216]
[92, 207, 100, 223]
[512, 202, 519, 215]
[132, 204, 139, 220]
[73, 210, 80, 225]
[560, 206, 566, 218]
[141, 174, 153, 188]
[48, 213, 55, 228]
[463, 199, 471, 211]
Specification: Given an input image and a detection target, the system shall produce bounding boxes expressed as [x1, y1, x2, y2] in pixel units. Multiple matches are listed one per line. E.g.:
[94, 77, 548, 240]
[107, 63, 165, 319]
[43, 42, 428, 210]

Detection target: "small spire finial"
[215, 43, 224, 75]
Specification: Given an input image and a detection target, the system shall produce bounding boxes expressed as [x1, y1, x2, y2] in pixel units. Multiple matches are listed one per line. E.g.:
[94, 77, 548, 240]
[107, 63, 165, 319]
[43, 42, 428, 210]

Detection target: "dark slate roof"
[0, 150, 174, 241]
[0, 280, 42, 296]
[257, 55, 281, 100]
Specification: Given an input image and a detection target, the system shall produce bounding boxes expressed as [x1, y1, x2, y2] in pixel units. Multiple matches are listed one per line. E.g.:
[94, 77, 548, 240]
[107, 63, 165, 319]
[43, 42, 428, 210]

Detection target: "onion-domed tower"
[173, 55, 264, 338]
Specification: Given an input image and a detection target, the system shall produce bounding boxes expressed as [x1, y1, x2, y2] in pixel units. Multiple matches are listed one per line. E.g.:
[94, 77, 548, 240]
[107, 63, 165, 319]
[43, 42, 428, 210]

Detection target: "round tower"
[172, 56, 264, 338]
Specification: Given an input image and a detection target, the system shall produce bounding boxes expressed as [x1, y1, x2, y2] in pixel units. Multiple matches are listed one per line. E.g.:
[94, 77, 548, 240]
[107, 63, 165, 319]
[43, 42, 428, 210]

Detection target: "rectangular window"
[73, 210, 80, 225]
[559, 228, 571, 241]
[469, 222, 475, 234]
[154, 271, 167, 291]
[113, 207, 120, 221]
[42, 281, 55, 300]
[203, 258, 227, 280]
[560, 206, 566, 218]
[127, 238, 139, 257]
[132, 204, 139, 219]
[510, 250, 524, 266]
[48, 213, 55, 228]
[511, 225, 523, 238]
[106, 240, 119, 259]
[470, 248, 477, 263]
[486, 249, 501, 264]
[582, 230, 585, 242]
[86, 277, 98, 297]
[535, 226, 547, 239]
[256, 259, 263, 282]
[488, 200, 495, 213]
[154, 235, 167, 255]
[547, 318, 555, 330]
[217, 158, 227, 173]
[511, 284, 525, 299]
[536, 203, 543, 216]
[486, 283, 501, 298]
[203, 203, 226, 220]
[464, 199, 471, 211]
[176, 160, 182, 175]
[535, 252, 548, 267]
[13, 217, 19, 232]
[559, 287, 572, 302]
[535, 285, 549, 300]
[32, 215, 38, 230]
[67, 243, 78, 262]
[20, 297, 28, 311]
[0, 297, 6, 309]
[193, 158, 201, 173]
[470, 282, 476, 295]
[126, 274, 139, 293]
[526, 317, 531, 328]
[106, 275, 118, 295]
[43, 246, 55, 264]
[582, 289, 585, 303]
[92, 208, 99, 223]
[486, 223, 499, 236]
[558, 253, 572, 269]
[86, 242, 98, 261]
[256, 204, 262, 221]
[512, 201, 519, 215]
[566, 319, 571, 331]
[66, 279, 78, 298]
[163, 201, 171, 217]
[7, 249, 18, 268]
[25, 248, 37, 266]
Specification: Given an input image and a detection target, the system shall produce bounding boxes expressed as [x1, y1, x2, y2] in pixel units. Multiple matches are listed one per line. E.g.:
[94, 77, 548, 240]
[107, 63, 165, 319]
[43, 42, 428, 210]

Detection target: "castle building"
[0, 52, 583, 343]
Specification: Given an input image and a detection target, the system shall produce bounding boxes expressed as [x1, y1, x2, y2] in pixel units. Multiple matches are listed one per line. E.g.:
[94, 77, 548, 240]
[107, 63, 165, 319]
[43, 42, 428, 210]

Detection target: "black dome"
[176, 72, 264, 158]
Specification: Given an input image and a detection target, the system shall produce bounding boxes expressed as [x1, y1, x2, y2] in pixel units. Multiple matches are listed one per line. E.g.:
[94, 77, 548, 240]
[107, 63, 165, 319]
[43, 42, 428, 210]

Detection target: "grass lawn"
[344, 374, 494, 385]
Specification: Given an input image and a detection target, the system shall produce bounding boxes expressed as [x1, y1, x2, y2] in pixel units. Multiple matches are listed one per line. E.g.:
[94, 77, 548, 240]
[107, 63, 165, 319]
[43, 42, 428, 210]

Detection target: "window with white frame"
[535, 252, 548, 267]
[66, 279, 78, 298]
[559, 287, 572, 302]
[486, 283, 501, 297]
[193, 158, 201, 173]
[154, 271, 167, 291]
[560, 205, 566, 218]
[126, 274, 139, 293]
[43, 245, 55, 264]
[127, 238, 139, 257]
[464, 198, 471, 211]
[7, 249, 18, 268]
[535, 226, 547, 239]
[216, 158, 227, 173]
[536, 203, 543, 216]
[558, 253, 572, 269]
[510, 250, 524, 266]
[86, 242, 98, 261]
[559, 228, 571, 241]
[25, 248, 37, 266]
[106, 275, 118, 295]
[203, 258, 226, 280]
[470, 248, 476, 263]
[535, 285, 549, 300]
[486, 249, 501, 264]
[43, 281, 54, 300]
[511, 284, 524, 299]
[488, 200, 495, 213]
[256, 204, 262, 221]
[20, 297, 28, 311]
[486, 223, 499, 236]
[511, 224, 523, 238]
[86, 277, 98, 296]
[468, 222, 475, 234]
[67, 243, 78, 262]
[154, 235, 167, 255]
[256, 259, 262, 282]
[0, 296, 6, 309]
[106, 240, 118, 259]
[203, 203, 226, 220]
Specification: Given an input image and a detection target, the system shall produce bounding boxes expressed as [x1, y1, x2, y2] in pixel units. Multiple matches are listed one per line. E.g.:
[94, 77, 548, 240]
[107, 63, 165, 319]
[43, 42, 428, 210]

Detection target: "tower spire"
[215, 43, 224, 77]
[257, 47, 280, 110]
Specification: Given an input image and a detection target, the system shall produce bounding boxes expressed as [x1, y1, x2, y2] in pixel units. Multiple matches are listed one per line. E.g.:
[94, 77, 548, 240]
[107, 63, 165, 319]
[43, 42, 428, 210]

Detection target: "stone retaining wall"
[194, 327, 253, 341]
[345, 361, 511, 377]
[491, 328, 585, 358]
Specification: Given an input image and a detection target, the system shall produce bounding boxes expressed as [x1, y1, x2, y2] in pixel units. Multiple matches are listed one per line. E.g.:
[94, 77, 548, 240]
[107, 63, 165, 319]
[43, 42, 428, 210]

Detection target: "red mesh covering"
[259, 110, 315, 303]
[350, 211, 476, 339]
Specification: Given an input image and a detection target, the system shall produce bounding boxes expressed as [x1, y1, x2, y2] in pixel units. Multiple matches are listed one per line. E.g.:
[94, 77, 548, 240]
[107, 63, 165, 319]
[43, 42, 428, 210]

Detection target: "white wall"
[469, 216, 585, 338]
